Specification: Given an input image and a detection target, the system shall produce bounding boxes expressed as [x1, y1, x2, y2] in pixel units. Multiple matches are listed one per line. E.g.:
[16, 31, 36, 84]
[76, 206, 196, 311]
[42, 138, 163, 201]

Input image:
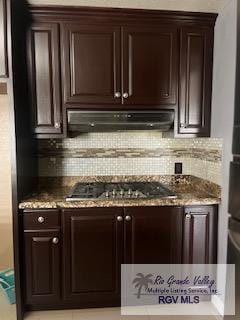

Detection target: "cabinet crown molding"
[28, 5, 218, 26]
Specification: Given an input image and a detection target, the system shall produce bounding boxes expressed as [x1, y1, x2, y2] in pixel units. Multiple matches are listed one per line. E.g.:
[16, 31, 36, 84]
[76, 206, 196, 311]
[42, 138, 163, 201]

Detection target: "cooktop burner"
[66, 182, 177, 201]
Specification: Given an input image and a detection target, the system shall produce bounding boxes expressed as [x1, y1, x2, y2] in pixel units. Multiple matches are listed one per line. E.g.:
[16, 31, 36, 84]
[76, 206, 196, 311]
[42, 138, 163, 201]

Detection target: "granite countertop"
[18, 175, 221, 209]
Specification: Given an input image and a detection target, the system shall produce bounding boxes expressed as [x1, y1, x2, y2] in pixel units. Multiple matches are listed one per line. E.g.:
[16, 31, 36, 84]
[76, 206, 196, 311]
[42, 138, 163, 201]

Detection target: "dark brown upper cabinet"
[178, 27, 214, 137]
[0, 0, 8, 78]
[27, 6, 217, 137]
[182, 206, 218, 264]
[27, 22, 62, 135]
[62, 23, 177, 107]
[122, 26, 178, 106]
[62, 24, 121, 105]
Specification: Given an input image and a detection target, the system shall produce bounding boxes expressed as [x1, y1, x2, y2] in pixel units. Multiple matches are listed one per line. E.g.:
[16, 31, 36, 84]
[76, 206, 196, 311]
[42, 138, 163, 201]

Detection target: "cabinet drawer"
[23, 210, 60, 230]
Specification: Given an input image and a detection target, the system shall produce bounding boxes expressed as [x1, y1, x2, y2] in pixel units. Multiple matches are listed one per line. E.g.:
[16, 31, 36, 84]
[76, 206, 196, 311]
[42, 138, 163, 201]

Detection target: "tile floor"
[0, 289, 17, 320]
[24, 308, 220, 320]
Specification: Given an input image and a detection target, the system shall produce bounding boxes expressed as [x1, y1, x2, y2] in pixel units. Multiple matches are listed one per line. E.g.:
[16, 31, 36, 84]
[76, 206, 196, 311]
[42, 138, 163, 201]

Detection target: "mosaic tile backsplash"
[38, 132, 222, 185]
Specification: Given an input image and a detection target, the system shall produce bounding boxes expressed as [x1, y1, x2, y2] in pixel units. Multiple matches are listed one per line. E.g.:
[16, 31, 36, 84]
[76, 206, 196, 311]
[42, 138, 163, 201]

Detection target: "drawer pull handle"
[38, 216, 45, 223]
[125, 215, 131, 221]
[117, 216, 123, 222]
[185, 213, 191, 219]
[52, 237, 59, 244]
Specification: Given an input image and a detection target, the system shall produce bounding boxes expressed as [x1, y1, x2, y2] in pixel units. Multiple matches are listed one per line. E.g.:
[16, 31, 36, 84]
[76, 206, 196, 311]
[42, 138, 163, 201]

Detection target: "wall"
[38, 136, 222, 185]
[211, 0, 237, 311]
[28, 0, 228, 13]
[0, 93, 13, 270]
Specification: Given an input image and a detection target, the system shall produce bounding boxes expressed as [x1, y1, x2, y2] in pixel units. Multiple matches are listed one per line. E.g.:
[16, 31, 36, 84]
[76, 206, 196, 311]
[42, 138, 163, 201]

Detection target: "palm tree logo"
[132, 273, 153, 299]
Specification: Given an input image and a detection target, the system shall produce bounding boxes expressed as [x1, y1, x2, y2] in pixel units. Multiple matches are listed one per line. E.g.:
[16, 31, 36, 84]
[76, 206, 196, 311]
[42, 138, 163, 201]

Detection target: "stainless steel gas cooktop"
[66, 182, 177, 201]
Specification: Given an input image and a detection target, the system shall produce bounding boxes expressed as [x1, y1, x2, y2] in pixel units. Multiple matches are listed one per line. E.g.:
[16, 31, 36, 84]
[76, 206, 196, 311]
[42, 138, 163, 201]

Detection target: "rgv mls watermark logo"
[132, 271, 217, 304]
[122, 264, 235, 316]
[132, 273, 153, 299]
[128, 266, 220, 306]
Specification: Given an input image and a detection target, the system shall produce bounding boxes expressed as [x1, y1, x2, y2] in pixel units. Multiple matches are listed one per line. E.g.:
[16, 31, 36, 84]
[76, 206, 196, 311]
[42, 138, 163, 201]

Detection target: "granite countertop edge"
[19, 197, 221, 210]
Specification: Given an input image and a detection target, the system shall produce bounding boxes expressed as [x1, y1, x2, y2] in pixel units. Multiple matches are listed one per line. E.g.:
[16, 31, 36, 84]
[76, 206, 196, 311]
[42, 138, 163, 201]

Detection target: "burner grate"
[66, 182, 177, 201]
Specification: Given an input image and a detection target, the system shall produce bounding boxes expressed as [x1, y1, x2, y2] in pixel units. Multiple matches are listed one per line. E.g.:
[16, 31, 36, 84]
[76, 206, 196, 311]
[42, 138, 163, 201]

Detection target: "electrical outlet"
[175, 162, 183, 174]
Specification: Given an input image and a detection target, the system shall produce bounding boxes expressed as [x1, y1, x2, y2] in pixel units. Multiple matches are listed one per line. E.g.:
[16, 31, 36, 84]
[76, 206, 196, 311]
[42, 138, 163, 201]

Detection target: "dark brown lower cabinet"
[124, 206, 183, 263]
[23, 205, 218, 310]
[183, 206, 218, 264]
[24, 230, 61, 306]
[62, 208, 123, 307]
[62, 206, 183, 307]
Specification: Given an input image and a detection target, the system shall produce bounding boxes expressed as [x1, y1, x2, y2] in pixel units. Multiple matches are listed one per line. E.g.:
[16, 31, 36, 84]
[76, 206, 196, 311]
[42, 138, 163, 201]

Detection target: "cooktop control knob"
[112, 189, 116, 197]
[135, 191, 139, 198]
[120, 189, 124, 197]
[128, 189, 132, 196]
[105, 191, 110, 198]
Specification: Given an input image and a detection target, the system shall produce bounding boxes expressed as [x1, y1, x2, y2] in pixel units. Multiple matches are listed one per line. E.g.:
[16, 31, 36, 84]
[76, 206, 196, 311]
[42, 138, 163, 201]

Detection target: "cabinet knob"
[123, 92, 129, 99]
[125, 215, 131, 221]
[52, 237, 59, 244]
[185, 213, 191, 219]
[114, 92, 121, 98]
[117, 216, 123, 222]
[55, 122, 61, 129]
[37, 216, 45, 223]
[180, 123, 186, 128]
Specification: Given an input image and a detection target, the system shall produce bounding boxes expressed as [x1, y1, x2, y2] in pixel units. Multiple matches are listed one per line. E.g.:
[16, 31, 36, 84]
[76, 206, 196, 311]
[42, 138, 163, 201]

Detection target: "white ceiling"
[28, 0, 231, 13]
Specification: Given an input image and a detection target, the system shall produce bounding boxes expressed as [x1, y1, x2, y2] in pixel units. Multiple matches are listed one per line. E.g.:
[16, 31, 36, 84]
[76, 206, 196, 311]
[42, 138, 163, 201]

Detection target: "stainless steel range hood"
[67, 110, 174, 134]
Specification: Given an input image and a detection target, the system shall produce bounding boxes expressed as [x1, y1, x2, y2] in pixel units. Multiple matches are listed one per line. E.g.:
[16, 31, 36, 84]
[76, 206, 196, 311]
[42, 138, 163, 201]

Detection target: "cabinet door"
[122, 26, 178, 106]
[183, 206, 218, 264]
[63, 208, 123, 306]
[62, 24, 121, 105]
[124, 206, 183, 264]
[178, 27, 213, 136]
[0, 0, 8, 78]
[24, 230, 61, 305]
[27, 23, 62, 134]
